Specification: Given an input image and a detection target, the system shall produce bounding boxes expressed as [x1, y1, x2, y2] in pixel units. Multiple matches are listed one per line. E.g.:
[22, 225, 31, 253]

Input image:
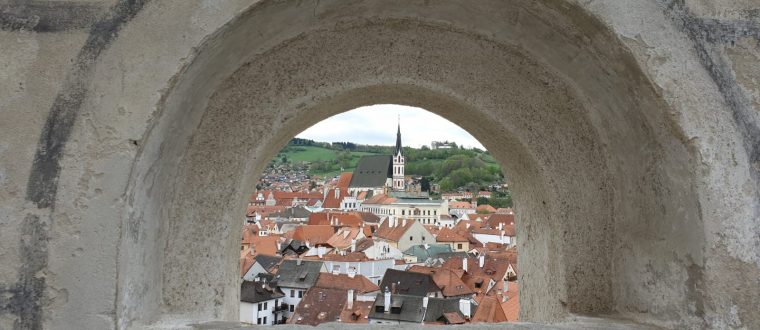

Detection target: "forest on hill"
[273, 138, 512, 207]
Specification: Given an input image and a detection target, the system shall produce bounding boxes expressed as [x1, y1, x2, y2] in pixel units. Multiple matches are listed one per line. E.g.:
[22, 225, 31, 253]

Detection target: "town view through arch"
[240, 105, 519, 325]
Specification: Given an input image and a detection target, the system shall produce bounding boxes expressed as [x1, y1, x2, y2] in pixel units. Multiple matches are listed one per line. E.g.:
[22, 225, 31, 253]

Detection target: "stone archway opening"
[115, 1, 705, 328]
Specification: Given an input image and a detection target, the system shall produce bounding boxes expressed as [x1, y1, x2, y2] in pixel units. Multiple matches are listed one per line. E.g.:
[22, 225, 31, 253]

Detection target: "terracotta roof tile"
[290, 287, 346, 326]
[435, 227, 469, 243]
[373, 218, 415, 242]
[292, 225, 336, 245]
[315, 273, 380, 294]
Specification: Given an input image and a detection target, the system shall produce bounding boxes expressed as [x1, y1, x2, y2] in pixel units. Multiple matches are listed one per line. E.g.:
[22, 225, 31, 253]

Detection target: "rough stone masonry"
[0, 0, 758, 329]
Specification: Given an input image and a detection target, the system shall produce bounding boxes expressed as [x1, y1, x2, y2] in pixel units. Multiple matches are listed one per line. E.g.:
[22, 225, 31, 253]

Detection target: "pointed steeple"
[395, 116, 402, 156]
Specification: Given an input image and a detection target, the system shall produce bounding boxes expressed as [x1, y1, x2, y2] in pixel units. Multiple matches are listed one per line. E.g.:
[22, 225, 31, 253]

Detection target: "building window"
[457, 243, 463, 249]
[263, 316, 267, 324]
[257, 318, 261, 325]
[290, 289, 294, 298]
[258, 303, 262, 311]
[290, 305, 294, 312]
[410, 236, 413, 241]
[422, 236, 425, 241]
[264, 302, 268, 310]
[298, 290, 304, 298]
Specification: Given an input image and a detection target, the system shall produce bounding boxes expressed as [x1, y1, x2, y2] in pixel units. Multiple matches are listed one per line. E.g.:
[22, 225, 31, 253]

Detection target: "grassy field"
[276, 146, 379, 177]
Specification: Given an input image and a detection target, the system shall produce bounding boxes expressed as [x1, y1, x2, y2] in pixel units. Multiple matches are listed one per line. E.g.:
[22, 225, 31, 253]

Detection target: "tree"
[281, 155, 288, 163]
[420, 177, 431, 192]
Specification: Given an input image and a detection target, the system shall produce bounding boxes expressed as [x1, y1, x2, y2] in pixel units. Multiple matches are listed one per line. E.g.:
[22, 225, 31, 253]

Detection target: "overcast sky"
[296, 104, 485, 149]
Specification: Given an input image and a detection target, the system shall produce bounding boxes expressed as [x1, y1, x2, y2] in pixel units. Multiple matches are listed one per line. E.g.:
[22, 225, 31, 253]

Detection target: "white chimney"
[335, 188, 339, 198]
[498, 222, 503, 230]
[384, 287, 391, 313]
[296, 258, 302, 266]
[459, 299, 471, 319]
[402, 218, 407, 227]
[422, 296, 429, 309]
[465, 223, 470, 229]
[500, 230, 505, 243]
[462, 258, 468, 273]
[479, 255, 485, 268]
[348, 267, 356, 278]
[318, 246, 324, 258]
[351, 239, 356, 252]
[347, 289, 354, 309]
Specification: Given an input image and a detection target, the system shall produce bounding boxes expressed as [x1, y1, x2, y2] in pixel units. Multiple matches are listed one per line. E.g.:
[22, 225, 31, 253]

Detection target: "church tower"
[392, 119, 405, 191]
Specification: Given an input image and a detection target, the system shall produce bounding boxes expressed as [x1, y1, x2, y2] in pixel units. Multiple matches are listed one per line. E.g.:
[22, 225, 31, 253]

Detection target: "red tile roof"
[326, 227, 362, 250]
[362, 193, 397, 205]
[315, 273, 380, 294]
[476, 204, 497, 213]
[373, 218, 415, 242]
[407, 265, 473, 297]
[322, 188, 348, 209]
[435, 227, 469, 243]
[449, 201, 473, 209]
[336, 172, 353, 189]
[340, 300, 373, 324]
[292, 225, 336, 245]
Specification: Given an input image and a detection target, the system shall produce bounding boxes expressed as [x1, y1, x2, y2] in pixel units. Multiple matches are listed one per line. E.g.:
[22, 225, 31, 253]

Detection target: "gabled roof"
[254, 255, 282, 273]
[471, 294, 507, 323]
[276, 259, 324, 289]
[292, 225, 336, 245]
[291, 287, 346, 326]
[403, 244, 452, 261]
[322, 187, 348, 209]
[408, 265, 473, 297]
[270, 205, 311, 219]
[362, 193, 397, 205]
[355, 211, 381, 223]
[379, 269, 439, 297]
[435, 227, 470, 243]
[336, 172, 353, 189]
[349, 155, 392, 188]
[449, 201, 473, 209]
[368, 293, 426, 323]
[248, 235, 282, 256]
[340, 300, 373, 324]
[326, 227, 362, 250]
[240, 280, 284, 304]
[315, 273, 380, 294]
[423, 297, 469, 323]
[476, 204, 497, 213]
[373, 218, 415, 242]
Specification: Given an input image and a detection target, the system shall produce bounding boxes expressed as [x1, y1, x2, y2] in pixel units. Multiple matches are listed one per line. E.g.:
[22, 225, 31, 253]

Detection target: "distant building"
[275, 259, 327, 321]
[240, 275, 285, 325]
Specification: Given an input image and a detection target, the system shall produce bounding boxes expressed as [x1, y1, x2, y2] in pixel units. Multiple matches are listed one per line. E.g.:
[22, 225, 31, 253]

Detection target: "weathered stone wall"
[0, 1, 757, 329]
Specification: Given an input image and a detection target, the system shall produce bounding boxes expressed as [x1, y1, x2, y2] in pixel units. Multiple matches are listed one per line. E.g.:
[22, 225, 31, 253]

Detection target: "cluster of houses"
[239, 124, 517, 325]
[239, 191, 518, 325]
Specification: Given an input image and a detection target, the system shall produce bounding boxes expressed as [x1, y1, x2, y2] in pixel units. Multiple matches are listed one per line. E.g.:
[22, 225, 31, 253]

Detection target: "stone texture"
[0, 1, 757, 329]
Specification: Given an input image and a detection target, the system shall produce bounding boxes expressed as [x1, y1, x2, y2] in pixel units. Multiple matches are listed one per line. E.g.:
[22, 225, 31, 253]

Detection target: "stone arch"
[7, 1, 756, 329]
[120, 1, 697, 327]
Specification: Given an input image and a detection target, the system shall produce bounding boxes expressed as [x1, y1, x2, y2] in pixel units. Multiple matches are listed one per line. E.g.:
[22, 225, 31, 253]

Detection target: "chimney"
[422, 296, 429, 309]
[479, 255, 485, 268]
[351, 239, 356, 252]
[306, 240, 311, 248]
[384, 287, 391, 313]
[348, 267, 356, 278]
[335, 188, 339, 198]
[391, 282, 397, 294]
[462, 258, 468, 273]
[402, 218, 407, 227]
[318, 246, 324, 258]
[296, 258, 302, 266]
[500, 230, 505, 243]
[465, 223, 470, 229]
[459, 299, 471, 319]
[347, 289, 354, 309]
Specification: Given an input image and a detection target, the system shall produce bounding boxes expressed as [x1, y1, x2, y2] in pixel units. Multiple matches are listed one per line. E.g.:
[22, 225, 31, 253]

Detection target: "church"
[341, 122, 448, 225]
[347, 122, 407, 195]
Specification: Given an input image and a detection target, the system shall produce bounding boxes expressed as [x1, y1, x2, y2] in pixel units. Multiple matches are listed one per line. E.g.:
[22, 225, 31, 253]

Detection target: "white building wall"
[240, 299, 277, 325]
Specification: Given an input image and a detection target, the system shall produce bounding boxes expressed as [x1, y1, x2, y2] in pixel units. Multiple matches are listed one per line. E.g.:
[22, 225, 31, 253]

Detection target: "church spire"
[395, 115, 402, 156]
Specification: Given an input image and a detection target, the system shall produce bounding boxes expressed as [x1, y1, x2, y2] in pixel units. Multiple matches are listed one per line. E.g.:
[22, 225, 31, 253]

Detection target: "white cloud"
[296, 104, 485, 149]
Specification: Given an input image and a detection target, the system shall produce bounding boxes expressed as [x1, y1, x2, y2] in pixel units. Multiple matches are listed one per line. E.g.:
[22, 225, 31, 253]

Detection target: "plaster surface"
[0, 1, 758, 329]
